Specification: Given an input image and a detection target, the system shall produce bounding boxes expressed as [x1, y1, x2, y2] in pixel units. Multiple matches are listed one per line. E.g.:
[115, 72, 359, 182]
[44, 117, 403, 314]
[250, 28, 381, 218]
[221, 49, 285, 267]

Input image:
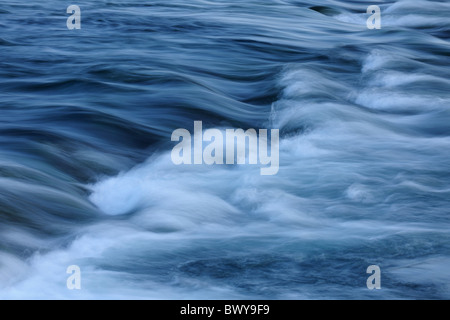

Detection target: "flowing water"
[0, 0, 449, 299]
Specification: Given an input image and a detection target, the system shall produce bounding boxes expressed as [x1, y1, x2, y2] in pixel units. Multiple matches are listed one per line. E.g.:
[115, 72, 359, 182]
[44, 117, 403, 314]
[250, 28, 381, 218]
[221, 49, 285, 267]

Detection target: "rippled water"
[0, 0, 449, 299]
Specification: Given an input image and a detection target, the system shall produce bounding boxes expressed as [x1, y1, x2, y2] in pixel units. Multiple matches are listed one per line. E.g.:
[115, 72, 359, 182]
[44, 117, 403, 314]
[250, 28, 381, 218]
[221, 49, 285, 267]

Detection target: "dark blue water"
[0, 0, 449, 299]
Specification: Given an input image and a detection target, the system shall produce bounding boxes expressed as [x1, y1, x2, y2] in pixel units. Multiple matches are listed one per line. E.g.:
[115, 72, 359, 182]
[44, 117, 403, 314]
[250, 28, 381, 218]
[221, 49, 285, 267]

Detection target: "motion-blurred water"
[0, 0, 449, 299]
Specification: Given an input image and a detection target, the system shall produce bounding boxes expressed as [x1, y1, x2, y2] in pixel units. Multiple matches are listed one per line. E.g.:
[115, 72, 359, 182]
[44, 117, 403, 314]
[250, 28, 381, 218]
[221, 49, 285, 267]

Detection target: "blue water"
[0, 0, 449, 299]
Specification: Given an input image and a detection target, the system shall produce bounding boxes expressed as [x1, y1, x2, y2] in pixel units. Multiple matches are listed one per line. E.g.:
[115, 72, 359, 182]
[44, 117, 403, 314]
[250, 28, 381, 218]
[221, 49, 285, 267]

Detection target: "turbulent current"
[0, 0, 449, 299]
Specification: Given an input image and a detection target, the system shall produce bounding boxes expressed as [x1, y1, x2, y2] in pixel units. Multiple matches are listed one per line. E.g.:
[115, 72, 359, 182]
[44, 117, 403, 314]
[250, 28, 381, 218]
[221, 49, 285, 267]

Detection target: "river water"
[0, 0, 449, 299]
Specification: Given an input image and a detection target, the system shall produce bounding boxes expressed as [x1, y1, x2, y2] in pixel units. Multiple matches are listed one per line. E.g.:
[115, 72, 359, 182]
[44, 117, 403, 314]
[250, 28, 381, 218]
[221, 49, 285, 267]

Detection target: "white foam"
[355, 90, 445, 112]
[345, 183, 375, 203]
[0, 252, 29, 289]
[369, 71, 450, 88]
[356, 50, 450, 112]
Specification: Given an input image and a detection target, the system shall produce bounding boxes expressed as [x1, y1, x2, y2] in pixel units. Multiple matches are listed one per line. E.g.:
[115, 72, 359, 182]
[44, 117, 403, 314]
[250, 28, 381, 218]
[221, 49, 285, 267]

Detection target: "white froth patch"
[355, 90, 444, 112]
[89, 153, 245, 220]
[369, 71, 450, 88]
[0, 252, 29, 289]
[362, 51, 390, 73]
[356, 50, 450, 112]
[279, 68, 348, 100]
[345, 183, 374, 203]
[0, 224, 251, 299]
[89, 174, 144, 215]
